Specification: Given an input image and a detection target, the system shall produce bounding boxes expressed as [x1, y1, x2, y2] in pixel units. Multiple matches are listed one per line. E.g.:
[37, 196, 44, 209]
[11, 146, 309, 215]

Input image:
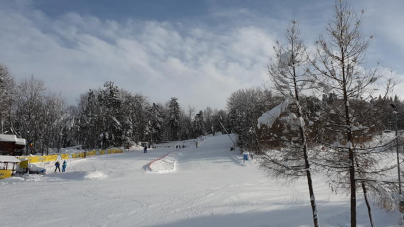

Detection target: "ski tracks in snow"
[73, 187, 152, 226]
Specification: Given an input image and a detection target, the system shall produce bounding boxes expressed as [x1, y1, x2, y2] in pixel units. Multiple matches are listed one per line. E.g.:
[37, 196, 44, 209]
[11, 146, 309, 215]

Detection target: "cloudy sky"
[1, 0, 403, 110]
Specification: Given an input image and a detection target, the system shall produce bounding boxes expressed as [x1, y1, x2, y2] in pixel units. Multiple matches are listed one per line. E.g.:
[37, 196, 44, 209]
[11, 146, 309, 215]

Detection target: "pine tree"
[149, 103, 164, 143]
[167, 97, 181, 141]
[193, 110, 205, 137]
[98, 81, 122, 148]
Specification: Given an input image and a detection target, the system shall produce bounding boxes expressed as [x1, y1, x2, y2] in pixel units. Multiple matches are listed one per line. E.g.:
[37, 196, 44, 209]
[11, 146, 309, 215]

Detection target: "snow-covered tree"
[59, 105, 80, 150]
[193, 110, 205, 137]
[12, 76, 46, 154]
[258, 20, 319, 227]
[310, 1, 396, 225]
[178, 109, 192, 140]
[227, 87, 274, 151]
[203, 107, 213, 135]
[129, 93, 149, 143]
[78, 89, 101, 149]
[167, 97, 181, 141]
[212, 109, 227, 135]
[0, 63, 15, 134]
[148, 102, 164, 143]
[98, 81, 123, 148]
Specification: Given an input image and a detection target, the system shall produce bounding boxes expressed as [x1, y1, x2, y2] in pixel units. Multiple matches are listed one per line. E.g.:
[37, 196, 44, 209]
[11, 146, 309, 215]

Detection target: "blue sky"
[1, 0, 403, 110]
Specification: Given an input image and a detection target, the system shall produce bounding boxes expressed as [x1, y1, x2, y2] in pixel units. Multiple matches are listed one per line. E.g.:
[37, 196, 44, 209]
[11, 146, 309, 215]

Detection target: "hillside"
[1, 134, 401, 227]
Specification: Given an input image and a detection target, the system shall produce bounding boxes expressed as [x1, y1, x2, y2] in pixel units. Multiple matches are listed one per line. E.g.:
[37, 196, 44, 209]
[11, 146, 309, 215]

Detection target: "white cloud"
[2, 0, 402, 111]
[0, 3, 276, 110]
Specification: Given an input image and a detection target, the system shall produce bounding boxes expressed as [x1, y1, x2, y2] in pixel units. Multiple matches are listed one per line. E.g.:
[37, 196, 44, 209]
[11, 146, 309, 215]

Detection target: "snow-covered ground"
[1, 134, 402, 227]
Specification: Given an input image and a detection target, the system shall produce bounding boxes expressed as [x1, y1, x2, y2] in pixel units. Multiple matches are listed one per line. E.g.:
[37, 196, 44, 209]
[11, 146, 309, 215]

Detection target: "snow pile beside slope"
[129, 143, 146, 151]
[2, 171, 107, 184]
[44, 171, 107, 181]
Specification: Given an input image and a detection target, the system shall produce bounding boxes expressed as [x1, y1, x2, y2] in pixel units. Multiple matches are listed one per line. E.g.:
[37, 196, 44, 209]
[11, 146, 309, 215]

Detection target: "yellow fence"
[16, 149, 123, 164]
[0, 170, 12, 179]
[86, 150, 97, 156]
[71, 153, 84, 159]
[0, 149, 124, 180]
[107, 148, 123, 154]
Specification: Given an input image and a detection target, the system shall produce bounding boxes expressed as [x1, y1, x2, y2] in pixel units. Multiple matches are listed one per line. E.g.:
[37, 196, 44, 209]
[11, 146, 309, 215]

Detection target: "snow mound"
[148, 156, 176, 173]
[46, 171, 107, 181]
[1, 176, 26, 185]
[129, 144, 146, 151]
[1, 171, 107, 184]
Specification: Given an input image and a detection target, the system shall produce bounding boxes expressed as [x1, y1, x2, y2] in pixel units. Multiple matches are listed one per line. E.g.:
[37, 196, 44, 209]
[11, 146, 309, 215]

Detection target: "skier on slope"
[54, 161, 61, 172]
[62, 160, 67, 172]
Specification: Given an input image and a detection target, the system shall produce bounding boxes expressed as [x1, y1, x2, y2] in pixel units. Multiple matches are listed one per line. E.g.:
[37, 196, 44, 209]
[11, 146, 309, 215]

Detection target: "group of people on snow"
[54, 160, 67, 172]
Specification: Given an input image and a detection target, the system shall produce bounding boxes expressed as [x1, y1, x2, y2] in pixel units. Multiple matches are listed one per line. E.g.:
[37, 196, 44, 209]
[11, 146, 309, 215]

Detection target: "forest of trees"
[0, 70, 233, 154]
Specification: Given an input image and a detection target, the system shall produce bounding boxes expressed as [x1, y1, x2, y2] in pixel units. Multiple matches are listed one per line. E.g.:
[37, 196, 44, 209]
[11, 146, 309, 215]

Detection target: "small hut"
[0, 155, 21, 179]
[0, 134, 26, 155]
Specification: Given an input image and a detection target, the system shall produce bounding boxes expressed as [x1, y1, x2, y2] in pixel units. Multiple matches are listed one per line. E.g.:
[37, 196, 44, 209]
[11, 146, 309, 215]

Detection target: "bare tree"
[0, 63, 15, 134]
[309, 1, 396, 226]
[258, 20, 319, 227]
[13, 76, 46, 154]
[228, 87, 274, 151]
[41, 93, 65, 154]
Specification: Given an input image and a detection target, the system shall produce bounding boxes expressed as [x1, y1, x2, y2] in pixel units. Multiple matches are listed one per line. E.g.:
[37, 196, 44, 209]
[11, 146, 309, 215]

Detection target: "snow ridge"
[148, 150, 176, 173]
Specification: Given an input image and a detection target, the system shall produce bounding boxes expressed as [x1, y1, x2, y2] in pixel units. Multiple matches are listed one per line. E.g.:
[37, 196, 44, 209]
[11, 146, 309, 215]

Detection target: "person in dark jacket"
[54, 161, 61, 172]
[144, 145, 147, 153]
[62, 160, 67, 172]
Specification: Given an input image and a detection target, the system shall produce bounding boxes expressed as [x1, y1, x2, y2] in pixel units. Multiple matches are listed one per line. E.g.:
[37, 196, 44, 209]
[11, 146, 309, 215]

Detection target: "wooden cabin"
[0, 134, 26, 156]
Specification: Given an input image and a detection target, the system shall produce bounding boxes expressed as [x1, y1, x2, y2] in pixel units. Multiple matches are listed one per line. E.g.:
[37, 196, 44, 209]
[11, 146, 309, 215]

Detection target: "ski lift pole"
[396, 112, 402, 195]
[391, 104, 404, 214]
[219, 120, 236, 149]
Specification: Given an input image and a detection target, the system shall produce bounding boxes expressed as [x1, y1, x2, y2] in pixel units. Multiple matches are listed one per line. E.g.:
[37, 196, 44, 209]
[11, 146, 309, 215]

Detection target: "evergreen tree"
[193, 110, 205, 137]
[167, 97, 181, 141]
[149, 103, 164, 143]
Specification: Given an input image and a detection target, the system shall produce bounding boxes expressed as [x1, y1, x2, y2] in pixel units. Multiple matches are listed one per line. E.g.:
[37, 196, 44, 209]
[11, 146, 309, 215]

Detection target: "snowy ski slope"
[1, 134, 401, 226]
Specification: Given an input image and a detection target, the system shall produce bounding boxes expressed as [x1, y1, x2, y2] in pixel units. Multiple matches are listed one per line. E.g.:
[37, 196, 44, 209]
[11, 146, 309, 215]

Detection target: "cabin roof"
[0, 155, 21, 163]
[15, 138, 26, 146]
[0, 134, 17, 142]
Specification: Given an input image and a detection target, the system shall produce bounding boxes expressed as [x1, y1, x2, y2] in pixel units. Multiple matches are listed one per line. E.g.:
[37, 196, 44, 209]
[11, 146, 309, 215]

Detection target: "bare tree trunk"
[303, 133, 319, 227]
[362, 182, 375, 227]
[355, 155, 374, 227]
[293, 66, 319, 227]
[342, 76, 357, 227]
[343, 72, 356, 227]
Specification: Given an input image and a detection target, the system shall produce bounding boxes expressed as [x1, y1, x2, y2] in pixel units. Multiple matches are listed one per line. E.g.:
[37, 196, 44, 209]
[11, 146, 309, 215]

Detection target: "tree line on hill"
[0, 73, 232, 154]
